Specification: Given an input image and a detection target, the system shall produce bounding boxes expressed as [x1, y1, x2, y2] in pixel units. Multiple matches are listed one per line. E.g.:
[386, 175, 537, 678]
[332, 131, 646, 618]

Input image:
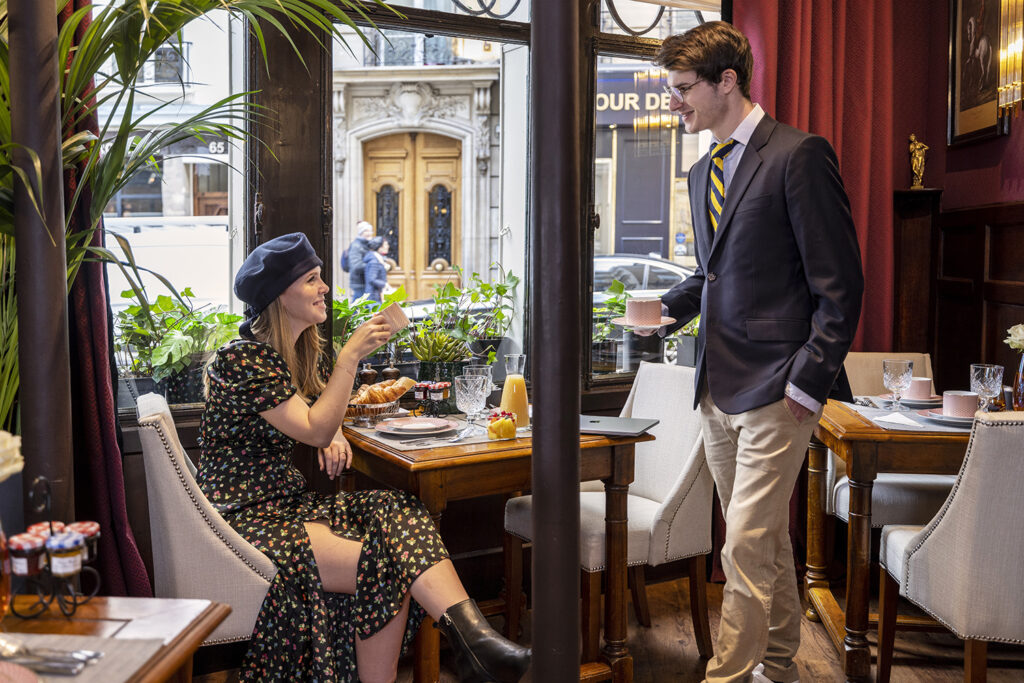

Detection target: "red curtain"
[735, 0, 895, 352]
[60, 1, 153, 598]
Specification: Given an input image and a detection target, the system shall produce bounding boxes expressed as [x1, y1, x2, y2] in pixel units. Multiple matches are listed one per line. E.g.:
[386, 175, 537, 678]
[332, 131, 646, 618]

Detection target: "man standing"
[652, 22, 863, 683]
[342, 220, 374, 300]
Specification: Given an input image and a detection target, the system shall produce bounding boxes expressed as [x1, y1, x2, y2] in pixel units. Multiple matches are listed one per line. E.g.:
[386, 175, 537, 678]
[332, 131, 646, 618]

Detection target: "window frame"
[247, 1, 723, 391]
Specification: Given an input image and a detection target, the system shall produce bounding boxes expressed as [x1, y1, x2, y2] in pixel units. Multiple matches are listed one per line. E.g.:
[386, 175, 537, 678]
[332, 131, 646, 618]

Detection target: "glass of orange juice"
[500, 353, 529, 428]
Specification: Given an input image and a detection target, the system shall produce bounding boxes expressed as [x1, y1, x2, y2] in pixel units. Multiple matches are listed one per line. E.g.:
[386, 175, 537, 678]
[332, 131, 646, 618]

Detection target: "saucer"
[916, 409, 974, 427]
[611, 315, 676, 332]
[879, 393, 942, 408]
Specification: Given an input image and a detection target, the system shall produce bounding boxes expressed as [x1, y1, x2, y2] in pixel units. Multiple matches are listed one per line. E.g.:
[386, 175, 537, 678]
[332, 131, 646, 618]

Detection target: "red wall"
[894, 0, 1024, 210]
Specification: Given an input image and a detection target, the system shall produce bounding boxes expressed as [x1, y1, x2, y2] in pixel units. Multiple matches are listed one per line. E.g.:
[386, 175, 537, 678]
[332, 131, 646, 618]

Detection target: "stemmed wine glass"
[882, 359, 914, 411]
[454, 375, 489, 433]
[970, 364, 1004, 412]
[464, 364, 495, 394]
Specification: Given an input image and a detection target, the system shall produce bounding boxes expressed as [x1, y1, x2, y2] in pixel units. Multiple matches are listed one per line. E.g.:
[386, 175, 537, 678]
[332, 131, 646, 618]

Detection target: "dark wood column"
[530, 0, 584, 679]
[9, 0, 74, 521]
[246, 18, 335, 494]
[245, 19, 333, 281]
[892, 189, 941, 354]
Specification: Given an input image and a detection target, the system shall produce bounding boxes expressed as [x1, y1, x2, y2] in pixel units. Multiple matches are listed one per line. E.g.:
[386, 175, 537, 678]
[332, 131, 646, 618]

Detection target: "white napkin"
[874, 412, 921, 427]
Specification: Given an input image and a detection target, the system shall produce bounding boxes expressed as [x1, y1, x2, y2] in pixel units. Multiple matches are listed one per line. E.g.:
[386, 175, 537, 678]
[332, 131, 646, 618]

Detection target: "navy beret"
[234, 232, 322, 337]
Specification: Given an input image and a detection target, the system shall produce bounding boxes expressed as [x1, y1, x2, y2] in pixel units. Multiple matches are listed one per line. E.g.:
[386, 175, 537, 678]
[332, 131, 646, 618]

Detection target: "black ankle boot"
[437, 598, 531, 682]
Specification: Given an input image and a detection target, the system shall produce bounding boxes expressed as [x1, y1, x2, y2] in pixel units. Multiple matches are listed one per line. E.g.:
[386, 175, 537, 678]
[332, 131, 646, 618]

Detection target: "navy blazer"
[662, 114, 864, 413]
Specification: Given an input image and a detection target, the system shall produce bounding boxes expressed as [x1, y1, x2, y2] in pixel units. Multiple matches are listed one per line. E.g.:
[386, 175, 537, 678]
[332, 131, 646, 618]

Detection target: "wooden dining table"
[805, 400, 971, 682]
[341, 423, 654, 683]
[1, 595, 229, 682]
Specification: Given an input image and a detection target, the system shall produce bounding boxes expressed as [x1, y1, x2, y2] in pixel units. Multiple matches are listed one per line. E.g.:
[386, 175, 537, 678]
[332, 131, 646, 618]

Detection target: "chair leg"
[687, 555, 713, 659]
[876, 565, 899, 683]
[628, 564, 652, 628]
[581, 569, 602, 663]
[502, 532, 524, 639]
[964, 639, 987, 683]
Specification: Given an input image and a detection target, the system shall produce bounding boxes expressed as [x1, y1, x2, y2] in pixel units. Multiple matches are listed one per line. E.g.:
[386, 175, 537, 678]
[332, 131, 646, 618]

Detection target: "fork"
[0, 633, 102, 665]
[405, 426, 474, 447]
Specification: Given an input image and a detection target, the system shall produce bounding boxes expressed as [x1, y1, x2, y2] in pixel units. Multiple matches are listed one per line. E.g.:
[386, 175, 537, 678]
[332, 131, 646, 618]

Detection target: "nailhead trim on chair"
[138, 419, 277, 582]
[659, 457, 713, 564]
[900, 417, 1024, 645]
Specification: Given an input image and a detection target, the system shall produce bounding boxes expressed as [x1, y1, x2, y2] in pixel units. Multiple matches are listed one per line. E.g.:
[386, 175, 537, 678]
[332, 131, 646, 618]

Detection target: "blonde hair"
[249, 298, 327, 402]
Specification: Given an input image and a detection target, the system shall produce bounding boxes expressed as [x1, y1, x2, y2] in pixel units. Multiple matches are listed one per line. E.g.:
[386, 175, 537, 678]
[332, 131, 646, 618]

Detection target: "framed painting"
[948, 0, 1010, 145]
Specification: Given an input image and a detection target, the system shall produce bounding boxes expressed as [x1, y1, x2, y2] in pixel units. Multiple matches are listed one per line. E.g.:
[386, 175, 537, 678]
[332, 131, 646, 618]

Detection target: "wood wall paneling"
[934, 202, 1024, 392]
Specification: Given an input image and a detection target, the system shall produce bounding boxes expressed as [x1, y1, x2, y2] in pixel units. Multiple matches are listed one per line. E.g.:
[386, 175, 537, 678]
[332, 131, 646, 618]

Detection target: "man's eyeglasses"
[663, 80, 703, 100]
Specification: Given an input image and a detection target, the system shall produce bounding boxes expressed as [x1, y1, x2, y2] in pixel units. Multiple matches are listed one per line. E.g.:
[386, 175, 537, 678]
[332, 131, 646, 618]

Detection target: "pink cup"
[379, 302, 410, 333]
[942, 390, 978, 417]
[905, 377, 932, 400]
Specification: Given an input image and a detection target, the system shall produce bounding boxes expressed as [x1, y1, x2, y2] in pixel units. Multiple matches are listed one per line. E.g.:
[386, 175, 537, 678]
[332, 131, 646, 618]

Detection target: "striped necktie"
[708, 138, 737, 232]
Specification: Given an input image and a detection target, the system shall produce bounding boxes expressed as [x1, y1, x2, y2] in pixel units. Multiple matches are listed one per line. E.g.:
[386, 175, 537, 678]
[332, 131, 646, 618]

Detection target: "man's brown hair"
[654, 21, 753, 99]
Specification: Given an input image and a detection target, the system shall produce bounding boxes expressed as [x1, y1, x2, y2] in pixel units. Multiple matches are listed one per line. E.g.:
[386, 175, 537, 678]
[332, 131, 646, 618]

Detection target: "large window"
[331, 24, 528, 370]
[588, 3, 719, 382]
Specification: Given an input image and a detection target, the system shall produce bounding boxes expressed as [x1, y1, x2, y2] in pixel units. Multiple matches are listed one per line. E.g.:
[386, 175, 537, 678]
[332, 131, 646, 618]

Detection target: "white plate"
[375, 417, 459, 437]
[879, 394, 942, 408]
[916, 409, 974, 427]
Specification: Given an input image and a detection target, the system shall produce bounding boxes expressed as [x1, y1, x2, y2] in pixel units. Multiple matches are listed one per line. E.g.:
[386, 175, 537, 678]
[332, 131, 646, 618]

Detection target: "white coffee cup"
[905, 376, 932, 400]
[942, 390, 978, 417]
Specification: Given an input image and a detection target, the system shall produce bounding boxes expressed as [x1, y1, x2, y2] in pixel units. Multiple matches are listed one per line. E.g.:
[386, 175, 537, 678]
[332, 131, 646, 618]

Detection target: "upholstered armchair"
[503, 362, 714, 661]
[876, 412, 1024, 682]
[830, 352, 956, 528]
[136, 393, 277, 644]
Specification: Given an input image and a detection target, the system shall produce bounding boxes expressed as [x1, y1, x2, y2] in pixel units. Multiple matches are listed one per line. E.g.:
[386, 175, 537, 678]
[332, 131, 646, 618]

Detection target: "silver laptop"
[579, 415, 659, 437]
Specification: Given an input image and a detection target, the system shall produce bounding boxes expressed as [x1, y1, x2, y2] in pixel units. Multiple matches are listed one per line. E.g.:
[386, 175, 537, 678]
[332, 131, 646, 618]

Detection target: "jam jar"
[8, 533, 46, 577]
[46, 531, 85, 578]
[67, 521, 101, 563]
[26, 520, 65, 538]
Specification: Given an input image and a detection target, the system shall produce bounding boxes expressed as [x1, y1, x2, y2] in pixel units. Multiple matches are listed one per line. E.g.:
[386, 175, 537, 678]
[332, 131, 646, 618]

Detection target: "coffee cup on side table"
[942, 390, 979, 417]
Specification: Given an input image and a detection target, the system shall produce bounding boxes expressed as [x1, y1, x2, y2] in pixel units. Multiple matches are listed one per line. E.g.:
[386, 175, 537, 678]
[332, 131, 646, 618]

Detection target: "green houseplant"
[103, 232, 242, 403]
[414, 265, 519, 364]
[0, 0, 395, 430]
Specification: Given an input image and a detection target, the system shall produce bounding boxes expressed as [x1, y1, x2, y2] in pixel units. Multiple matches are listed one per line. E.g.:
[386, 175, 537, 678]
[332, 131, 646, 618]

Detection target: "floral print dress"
[197, 340, 448, 681]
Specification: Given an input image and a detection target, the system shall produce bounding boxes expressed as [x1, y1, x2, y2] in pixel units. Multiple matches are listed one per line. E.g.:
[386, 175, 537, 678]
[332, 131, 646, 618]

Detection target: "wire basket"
[347, 399, 400, 427]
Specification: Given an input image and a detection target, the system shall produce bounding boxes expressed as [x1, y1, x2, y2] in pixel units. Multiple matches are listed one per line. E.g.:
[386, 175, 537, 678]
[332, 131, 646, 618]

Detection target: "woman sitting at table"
[197, 232, 529, 683]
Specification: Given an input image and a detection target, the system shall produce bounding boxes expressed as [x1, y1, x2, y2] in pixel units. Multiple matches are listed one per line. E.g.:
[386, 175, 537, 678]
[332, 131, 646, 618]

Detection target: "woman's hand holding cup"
[344, 314, 392, 359]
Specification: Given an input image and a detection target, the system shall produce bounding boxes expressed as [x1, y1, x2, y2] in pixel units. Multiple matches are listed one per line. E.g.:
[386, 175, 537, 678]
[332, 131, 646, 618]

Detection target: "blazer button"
[707, 272, 718, 281]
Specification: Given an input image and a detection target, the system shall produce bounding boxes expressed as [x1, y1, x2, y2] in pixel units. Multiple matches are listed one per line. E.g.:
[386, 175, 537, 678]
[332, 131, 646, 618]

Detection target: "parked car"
[591, 254, 696, 369]
[593, 253, 694, 302]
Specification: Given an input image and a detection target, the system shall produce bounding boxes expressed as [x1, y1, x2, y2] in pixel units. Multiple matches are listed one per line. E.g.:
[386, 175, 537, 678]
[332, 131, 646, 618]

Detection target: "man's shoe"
[752, 663, 799, 683]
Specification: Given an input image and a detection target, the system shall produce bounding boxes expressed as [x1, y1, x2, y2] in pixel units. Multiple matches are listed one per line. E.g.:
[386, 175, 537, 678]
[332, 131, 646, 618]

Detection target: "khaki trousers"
[700, 392, 820, 683]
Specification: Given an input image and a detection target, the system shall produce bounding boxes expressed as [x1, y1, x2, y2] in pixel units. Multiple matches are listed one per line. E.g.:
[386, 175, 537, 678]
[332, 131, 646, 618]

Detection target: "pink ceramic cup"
[942, 390, 979, 417]
[906, 377, 932, 400]
[625, 297, 662, 326]
[379, 302, 410, 333]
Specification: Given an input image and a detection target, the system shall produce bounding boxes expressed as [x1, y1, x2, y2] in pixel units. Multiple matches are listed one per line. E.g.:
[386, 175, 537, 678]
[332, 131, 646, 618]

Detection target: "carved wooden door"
[363, 132, 461, 301]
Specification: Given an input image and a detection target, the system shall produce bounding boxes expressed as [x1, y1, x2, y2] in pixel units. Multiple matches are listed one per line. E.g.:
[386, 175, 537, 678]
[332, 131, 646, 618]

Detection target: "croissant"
[351, 383, 371, 404]
[367, 384, 391, 403]
[383, 376, 416, 401]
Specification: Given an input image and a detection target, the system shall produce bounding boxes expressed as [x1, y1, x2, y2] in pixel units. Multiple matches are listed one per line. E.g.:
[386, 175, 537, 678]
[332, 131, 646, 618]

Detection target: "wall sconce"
[999, 0, 1023, 114]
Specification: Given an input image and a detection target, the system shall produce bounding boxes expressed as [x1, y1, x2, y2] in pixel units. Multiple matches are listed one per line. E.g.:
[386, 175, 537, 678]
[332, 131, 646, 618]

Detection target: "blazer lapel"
[709, 116, 777, 256]
[690, 155, 712, 267]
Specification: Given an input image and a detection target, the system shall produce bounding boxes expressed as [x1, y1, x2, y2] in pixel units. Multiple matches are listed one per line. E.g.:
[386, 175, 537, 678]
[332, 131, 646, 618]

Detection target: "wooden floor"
[194, 577, 1024, 682]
